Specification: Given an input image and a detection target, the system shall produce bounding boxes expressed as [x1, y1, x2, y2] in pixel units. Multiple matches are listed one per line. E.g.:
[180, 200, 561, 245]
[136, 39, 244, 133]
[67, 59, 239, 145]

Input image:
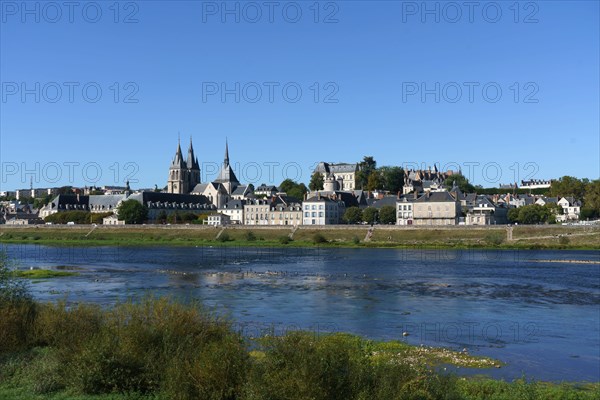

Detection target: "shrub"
[559, 235, 570, 246]
[313, 233, 327, 244]
[352, 236, 360, 245]
[484, 232, 504, 246]
[218, 232, 231, 242]
[0, 253, 35, 353]
[278, 236, 292, 245]
[245, 231, 257, 241]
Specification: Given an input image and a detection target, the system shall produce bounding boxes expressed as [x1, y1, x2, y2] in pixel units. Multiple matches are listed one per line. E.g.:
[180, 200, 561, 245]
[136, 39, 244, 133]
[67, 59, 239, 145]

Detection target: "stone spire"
[187, 136, 199, 170]
[171, 136, 185, 168]
[224, 137, 230, 166]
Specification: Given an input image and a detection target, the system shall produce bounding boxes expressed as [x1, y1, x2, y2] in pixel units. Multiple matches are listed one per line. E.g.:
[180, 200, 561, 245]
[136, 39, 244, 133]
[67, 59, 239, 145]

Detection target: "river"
[3, 244, 599, 382]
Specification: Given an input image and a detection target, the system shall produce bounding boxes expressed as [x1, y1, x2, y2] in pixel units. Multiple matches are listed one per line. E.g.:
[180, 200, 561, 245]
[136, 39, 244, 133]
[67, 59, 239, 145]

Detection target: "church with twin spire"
[167, 138, 251, 207]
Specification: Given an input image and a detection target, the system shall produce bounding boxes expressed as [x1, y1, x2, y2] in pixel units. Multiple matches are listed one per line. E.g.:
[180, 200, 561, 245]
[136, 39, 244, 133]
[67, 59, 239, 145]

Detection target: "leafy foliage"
[117, 200, 148, 225]
[0, 253, 31, 305]
[309, 172, 324, 191]
[378, 206, 396, 224]
[44, 211, 113, 225]
[444, 174, 475, 193]
[379, 166, 404, 194]
[312, 233, 327, 244]
[343, 207, 363, 224]
[355, 156, 377, 190]
[549, 176, 587, 199]
[279, 179, 308, 201]
[362, 207, 378, 224]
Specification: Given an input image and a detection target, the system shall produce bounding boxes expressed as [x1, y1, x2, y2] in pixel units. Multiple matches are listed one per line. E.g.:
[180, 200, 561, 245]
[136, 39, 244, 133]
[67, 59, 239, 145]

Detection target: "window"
[305, 212, 309, 217]
[319, 205, 323, 210]
[319, 212, 323, 217]
[312, 212, 316, 217]
[312, 205, 316, 210]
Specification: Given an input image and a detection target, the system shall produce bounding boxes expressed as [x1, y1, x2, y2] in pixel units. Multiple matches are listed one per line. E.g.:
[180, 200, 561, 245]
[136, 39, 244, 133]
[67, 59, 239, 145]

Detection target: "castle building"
[314, 162, 359, 191]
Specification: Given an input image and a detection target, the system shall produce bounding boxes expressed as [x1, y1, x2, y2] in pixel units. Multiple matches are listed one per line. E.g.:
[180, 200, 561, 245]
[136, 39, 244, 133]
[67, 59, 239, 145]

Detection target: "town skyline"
[0, 134, 590, 192]
[1, 2, 598, 191]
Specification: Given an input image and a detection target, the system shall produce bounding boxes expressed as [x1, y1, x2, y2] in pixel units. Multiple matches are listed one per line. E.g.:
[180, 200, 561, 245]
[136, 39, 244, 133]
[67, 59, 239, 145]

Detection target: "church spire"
[224, 138, 230, 166]
[171, 135, 185, 168]
[187, 136, 198, 169]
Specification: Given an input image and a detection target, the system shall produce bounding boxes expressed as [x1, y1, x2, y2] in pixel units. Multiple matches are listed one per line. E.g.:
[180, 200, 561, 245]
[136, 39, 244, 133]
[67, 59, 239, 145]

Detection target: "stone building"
[244, 198, 271, 225]
[189, 140, 252, 207]
[167, 138, 201, 194]
[402, 191, 461, 226]
[402, 166, 456, 194]
[314, 162, 359, 191]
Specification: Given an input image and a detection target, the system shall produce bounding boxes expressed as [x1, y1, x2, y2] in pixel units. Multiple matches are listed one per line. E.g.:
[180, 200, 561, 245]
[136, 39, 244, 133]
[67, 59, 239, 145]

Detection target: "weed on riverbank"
[1, 296, 598, 400]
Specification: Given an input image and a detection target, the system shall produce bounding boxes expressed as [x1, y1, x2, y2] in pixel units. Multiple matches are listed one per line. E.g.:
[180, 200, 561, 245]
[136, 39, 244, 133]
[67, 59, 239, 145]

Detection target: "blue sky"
[1, 0, 598, 190]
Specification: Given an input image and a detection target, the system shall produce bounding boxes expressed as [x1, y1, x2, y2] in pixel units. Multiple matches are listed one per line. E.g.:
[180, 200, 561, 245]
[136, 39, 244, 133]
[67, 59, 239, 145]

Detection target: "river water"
[3, 244, 599, 382]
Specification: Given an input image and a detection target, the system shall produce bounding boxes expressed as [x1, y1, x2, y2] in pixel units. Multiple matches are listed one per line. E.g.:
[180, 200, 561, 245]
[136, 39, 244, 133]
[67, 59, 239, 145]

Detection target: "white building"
[207, 213, 231, 226]
[396, 196, 415, 225]
[302, 195, 345, 225]
[218, 199, 245, 224]
[520, 179, 552, 190]
[557, 197, 581, 222]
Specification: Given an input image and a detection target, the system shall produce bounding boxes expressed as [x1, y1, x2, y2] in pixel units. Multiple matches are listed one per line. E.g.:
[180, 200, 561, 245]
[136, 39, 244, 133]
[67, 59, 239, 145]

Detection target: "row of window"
[246, 213, 301, 220]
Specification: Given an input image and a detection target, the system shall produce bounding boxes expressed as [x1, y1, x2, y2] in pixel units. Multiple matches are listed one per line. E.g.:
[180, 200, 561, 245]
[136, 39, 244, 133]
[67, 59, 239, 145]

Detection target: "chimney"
[414, 191, 418, 200]
[397, 191, 400, 199]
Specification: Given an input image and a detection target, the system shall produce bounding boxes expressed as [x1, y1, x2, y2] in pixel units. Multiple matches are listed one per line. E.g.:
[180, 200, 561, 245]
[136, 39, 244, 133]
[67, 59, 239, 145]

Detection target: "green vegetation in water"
[10, 269, 78, 279]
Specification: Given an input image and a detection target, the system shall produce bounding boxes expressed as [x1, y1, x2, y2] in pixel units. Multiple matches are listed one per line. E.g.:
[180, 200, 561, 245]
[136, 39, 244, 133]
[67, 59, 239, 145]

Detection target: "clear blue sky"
[1, 1, 598, 190]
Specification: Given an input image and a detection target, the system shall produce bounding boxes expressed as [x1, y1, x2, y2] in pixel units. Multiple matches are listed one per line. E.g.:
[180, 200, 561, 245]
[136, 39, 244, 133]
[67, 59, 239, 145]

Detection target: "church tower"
[168, 136, 201, 194]
[186, 137, 201, 190]
[167, 138, 188, 194]
[214, 139, 240, 195]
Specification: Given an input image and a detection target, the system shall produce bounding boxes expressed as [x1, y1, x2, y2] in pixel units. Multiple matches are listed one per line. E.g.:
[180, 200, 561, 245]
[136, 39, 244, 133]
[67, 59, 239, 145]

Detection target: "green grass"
[0, 296, 598, 400]
[10, 270, 78, 279]
[2, 225, 599, 250]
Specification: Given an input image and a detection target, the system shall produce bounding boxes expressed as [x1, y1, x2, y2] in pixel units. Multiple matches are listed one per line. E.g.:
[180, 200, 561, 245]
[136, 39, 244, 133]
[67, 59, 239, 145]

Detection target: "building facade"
[314, 162, 359, 191]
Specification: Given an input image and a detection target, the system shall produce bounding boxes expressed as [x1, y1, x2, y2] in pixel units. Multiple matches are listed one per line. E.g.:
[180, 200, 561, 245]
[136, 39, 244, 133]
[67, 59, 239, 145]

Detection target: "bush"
[218, 232, 231, 242]
[352, 236, 360, 245]
[278, 236, 292, 245]
[313, 233, 327, 244]
[484, 232, 504, 246]
[0, 253, 35, 353]
[558, 235, 570, 246]
[245, 231, 257, 241]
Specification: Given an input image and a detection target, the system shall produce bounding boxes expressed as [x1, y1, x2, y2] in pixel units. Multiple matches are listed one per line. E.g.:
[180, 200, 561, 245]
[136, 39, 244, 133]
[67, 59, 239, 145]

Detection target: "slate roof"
[219, 199, 245, 210]
[368, 196, 398, 208]
[414, 191, 457, 203]
[314, 162, 358, 174]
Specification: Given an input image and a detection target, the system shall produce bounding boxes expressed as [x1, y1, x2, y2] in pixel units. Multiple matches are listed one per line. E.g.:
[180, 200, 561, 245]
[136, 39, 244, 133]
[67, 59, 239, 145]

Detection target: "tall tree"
[362, 207, 379, 224]
[366, 173, 383, 191]
[117, 200, 148, 224]
[379, 205, 397, 224]
[342, 207, 363, 224]
[549, 176, 586, 199]
[444, 175, 475, 193]
[279, 179, 307, 200]
[582, 179, 600, 219]
[356, 156, 377, 189]
[380, 166, 404, 194]
[309, 172, 324, 191]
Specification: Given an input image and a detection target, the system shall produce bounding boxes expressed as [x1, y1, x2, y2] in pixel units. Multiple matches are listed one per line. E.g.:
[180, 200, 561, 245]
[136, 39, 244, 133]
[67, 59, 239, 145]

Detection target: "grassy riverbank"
[1, 225, 599, 250]
[1, 297, 598, 400]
